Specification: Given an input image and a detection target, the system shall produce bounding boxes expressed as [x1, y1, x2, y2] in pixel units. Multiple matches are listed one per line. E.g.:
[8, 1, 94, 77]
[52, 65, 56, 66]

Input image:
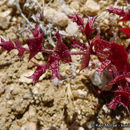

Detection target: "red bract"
[27, 62, 48, 84]
[83, 16, 97, 40]
[108, 6, 125, 16]
[26, 32, 44, 61]
[119, 10, 130, 21]
[92, 35, 111, 60]
[14, 40, 27, 58]
[32, 25, 41, 37]
[108, 89, 130, 112]
[55, 32, 72, 63]
[80, 48, 90, 71]
[69, 14, 97, 41]
[108, 6, 130, 21]
[103, 72, 130, 90]
[120, 28, 130, 37]
[69, 14, 84, 28]
[0, 38, 15, 53]
[109, 42, 128, 72]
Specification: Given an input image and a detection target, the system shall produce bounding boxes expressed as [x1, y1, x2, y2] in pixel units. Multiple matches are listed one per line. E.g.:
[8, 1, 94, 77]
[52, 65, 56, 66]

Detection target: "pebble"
[66, 22, 79, 35]
[89, 70, 113, 90]
[82, 0, 100, 16]
[19, 71, 33, 84]
[44, 7, 69, 27]
[21, 122, 37, 130]
[0, 9, 12, 29]
[73, 89, 87, 98]
[102, 105, 110, 113]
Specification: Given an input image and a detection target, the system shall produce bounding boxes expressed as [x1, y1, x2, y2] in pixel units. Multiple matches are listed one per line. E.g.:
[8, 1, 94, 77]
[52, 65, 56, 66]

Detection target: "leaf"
[103, 73, 130, 90]
[120, 28, 130, 37]
[119, 10, 130, 21]
[108, 90, 130, 112]
[83, 16, 97, 40]
[0, 38, 15, 53]
[26, 33, 44, 60]
[69, 14, 84, 28]
[14, 40, 27, 58]
[55, 32, 72, 63]
[92, 36, 111, 60]
[108, 94, 120, 109]
[109, 42, 128, 72]
[27, 62, 48, 84]
[32, 24, 41, 37]
[108, 6, 126, 16]
[108, 7, 130, 21]
[80, 48, 90, 71]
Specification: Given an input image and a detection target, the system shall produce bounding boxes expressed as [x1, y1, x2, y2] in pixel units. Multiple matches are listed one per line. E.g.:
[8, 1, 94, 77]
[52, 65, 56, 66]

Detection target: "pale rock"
[66, 22, 79, 35]
[8, 0, 26, 7]
[32, 87, 39, 95]
[19, 71, 33, 84]
[0, 0, 6, 5]
[79, 127, 85, 130]
[73, 89, 87, 98]
[44, 7, 69, 27]
[102, 105, 110, 113]
[28, 106, 36, 117]
[90, 70, 113, 90]
[0, 9, 12, 29]
[59, 4, 73, 15]
[70, 1, 80, 11]
[82, 0, 100, 16]
[21, 122, 37, 130]
[7, 0, 16, 7]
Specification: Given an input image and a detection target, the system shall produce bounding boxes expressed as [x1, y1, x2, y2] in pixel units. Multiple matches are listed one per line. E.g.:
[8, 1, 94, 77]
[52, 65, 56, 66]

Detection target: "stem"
[70, 52, 86, 55]
[41, 48, 54, 54]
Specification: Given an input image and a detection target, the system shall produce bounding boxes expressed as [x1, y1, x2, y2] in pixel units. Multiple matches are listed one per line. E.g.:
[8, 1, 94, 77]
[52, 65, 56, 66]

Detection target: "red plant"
[70, 14, 130, 111]
[0, 10, 129, 112]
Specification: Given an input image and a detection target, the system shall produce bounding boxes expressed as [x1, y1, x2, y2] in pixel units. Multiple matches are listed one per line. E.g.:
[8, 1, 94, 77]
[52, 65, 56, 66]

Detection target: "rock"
[73, 89, 87, 98]
[66, 22, 79, 35]
[82, 0, 100, 16]
[44, 7, 69, 27]
[0, 10, 12, 29]
[59, 4, 73, 15]
[19, 71, 33, 84]
[7, 0, 26, 7]
[102, 105, 110, 113]
[70, 1, 80, 11]
[89, 70, 113, 90]
[21, 122, 37, 130]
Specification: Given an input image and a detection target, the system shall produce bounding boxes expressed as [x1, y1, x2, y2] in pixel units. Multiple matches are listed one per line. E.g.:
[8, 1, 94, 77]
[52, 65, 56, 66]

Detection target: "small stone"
[21, 122, 37, 130]
[82, 0, 100, 16]
[70, 1, 80, 11]
[59, 4, 73, 15]
[90, 70, 113, 90]
[0, 10, 12, 29]
[44, 7, 69, 27]
[73, 89, 87, 98]
[102, 105, 110, 113]
[19, 71, 33, 84]
[32, 87, 39, 95]
[79, 127, 85, 130]
[23, 91, 32, 99]
[66, 22, 79, 35]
